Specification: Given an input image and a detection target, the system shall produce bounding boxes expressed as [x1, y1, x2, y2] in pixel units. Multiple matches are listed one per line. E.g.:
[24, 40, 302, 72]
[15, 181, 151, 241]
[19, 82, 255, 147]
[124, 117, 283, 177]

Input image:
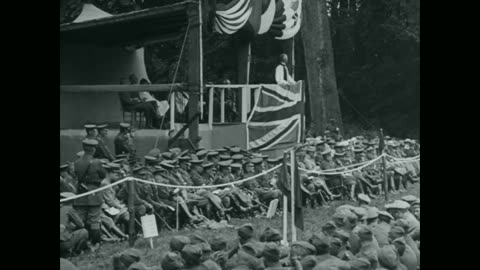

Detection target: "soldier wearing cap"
[263, 242, 290, 270]
[161, 252, 184, 270]
[60, 192, 89, 257]
[133, 166, 173, 219]
[332, 229, 354, 261]
[308, 232, 350, 269]
[389, 200, 419, 234]
[94, 124, 114, 161]
[190, 160, 206, 186]
[60, 164, 77, 194]
[181, 244, 204, 270]
[207, 151, 220, 167]
[73, 139, 106, 246]
[304, 146, 320, 171]
[112, 248, 142, 270]
[114, 123, 136, 157]
[84, 124, 97, 140]
[389, 231, 417, 270]
[100, 163, 130, 231]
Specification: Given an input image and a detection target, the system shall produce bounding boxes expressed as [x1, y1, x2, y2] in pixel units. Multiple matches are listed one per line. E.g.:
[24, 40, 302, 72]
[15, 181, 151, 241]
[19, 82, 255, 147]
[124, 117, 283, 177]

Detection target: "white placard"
[266, 199, 279, 219]
[140, 214, 158, 238]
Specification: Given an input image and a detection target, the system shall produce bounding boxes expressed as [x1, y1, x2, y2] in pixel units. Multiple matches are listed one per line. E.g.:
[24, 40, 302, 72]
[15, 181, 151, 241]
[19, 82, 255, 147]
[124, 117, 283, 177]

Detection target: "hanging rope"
[154, 22, 191, 148]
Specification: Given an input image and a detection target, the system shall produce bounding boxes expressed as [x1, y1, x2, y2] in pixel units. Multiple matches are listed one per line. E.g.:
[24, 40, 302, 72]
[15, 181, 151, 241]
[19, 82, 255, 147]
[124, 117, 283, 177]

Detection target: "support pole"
[176, 198, 180, 232]
[290, 149, 297, 241]
[282, 153, 289, 244]
[208, 87, 214, 128]
[220, 88, 225, 123]
[380, 128, 388, 201]
[128, 180, 136, 247]
[170, 92, 175, 129]
[187, 1, 202, 148]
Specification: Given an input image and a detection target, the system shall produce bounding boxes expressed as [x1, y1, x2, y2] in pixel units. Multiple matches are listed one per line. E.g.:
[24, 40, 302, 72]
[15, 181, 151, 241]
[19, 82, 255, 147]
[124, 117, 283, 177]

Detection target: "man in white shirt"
[275, 53, 296, 86]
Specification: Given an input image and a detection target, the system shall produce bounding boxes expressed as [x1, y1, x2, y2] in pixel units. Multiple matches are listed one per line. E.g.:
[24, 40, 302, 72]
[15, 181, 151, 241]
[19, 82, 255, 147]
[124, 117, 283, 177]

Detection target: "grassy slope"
[72, 183, 420, 270]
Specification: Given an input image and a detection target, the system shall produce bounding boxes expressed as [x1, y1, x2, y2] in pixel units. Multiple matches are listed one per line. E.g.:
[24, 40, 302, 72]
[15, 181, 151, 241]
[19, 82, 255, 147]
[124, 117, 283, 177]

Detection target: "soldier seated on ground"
[60, 192, 89, 257]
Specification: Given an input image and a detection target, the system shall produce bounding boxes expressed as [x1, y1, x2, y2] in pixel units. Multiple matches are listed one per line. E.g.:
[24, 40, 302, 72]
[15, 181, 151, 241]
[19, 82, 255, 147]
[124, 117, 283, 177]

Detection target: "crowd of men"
[61, 194, 420, 270]
[60, 122, 420, 261]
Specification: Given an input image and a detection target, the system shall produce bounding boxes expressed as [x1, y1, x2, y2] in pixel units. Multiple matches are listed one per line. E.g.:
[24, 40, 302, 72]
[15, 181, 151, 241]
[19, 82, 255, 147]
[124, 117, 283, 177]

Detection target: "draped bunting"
[214, 0, 302, 39]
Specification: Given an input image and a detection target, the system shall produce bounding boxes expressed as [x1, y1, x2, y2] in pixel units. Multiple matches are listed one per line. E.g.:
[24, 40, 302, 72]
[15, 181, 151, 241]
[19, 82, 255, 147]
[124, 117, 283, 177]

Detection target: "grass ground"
[71, 183, 419, 270]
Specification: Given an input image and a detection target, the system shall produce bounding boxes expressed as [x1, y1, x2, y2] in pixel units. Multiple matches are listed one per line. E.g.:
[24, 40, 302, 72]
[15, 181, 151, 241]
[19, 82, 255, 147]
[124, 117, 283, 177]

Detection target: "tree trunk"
[301, 0, 343, 136]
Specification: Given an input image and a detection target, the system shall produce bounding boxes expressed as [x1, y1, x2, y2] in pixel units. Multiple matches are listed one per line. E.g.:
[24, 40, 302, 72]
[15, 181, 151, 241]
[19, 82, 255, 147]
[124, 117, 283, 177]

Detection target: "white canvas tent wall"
[60, 4, 150, 128]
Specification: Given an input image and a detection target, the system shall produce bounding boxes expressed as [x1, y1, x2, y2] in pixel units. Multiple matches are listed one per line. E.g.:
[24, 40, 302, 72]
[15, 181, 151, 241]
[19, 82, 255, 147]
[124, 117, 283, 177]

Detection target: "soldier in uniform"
[84, 124, 97, 140]
[94, 124, 114, 161]
[60, 192, 89, 257]
[60, 164, 77, 193]
[73, 139, 107, 247]
[114, 123, 136, 157]
[100, 163, 130, 232]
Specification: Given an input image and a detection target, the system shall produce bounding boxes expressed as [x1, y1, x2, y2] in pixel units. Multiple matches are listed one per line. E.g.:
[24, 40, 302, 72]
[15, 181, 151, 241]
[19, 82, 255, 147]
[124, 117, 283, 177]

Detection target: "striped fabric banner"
[247, 81, 304, 151]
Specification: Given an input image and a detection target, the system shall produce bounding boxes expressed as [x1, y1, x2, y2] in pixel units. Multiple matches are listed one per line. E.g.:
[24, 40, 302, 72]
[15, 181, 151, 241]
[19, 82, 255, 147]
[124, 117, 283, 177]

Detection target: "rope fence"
[59, 154, 419, 203]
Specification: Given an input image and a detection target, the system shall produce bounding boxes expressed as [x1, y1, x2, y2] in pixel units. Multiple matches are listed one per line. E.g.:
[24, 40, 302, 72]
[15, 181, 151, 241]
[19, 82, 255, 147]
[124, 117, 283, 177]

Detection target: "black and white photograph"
[60, 0, 420, 269]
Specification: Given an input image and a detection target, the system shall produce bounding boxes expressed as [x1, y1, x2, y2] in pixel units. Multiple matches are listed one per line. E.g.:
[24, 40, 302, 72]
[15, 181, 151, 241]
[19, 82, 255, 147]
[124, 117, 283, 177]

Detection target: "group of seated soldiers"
[60, 123, 420, 259]
[61, 194, 421, 270]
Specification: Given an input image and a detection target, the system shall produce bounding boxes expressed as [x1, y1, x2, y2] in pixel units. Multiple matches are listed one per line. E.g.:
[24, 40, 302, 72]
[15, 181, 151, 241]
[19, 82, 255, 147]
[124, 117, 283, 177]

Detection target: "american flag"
[247, 81, 304, 151]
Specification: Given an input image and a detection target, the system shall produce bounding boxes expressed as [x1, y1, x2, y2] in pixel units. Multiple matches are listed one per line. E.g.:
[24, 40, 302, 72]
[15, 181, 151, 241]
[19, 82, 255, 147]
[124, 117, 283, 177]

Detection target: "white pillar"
[220, 88, 225, 123]
[208, 87, 214, 129]
[290, 149, 297, 241]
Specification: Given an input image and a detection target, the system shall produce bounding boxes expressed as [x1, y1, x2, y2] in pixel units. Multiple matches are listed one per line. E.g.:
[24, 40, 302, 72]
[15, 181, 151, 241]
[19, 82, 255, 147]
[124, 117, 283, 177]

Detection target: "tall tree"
[301, 0, 343, 135]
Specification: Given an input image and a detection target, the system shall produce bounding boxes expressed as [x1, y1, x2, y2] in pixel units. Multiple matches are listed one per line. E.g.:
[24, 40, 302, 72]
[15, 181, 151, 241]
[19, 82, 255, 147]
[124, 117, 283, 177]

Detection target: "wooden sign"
[266, 198, 279, 219]
[140, 214, 159, 239]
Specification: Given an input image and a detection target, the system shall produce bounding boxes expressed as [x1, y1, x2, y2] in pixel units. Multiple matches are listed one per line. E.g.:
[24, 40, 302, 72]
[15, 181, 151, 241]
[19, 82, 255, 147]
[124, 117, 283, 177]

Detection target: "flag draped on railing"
[247, 81, 304, 151]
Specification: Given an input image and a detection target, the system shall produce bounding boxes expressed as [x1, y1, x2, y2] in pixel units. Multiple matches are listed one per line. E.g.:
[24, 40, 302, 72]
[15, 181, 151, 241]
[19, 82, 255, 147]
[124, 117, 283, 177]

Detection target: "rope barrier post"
[128, 179, 136, 247]
[379, 129, 388, 201]
[290, 149, 297, 242]
[282, 153, 289, 244]
[176, 198, 180, 232]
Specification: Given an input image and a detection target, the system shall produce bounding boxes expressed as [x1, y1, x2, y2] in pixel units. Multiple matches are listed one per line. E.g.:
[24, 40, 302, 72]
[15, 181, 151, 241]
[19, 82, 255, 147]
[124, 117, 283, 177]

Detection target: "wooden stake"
[176, 198, 180, 232]
[128, 180, 136, 247]
[290, 149, 297, 241]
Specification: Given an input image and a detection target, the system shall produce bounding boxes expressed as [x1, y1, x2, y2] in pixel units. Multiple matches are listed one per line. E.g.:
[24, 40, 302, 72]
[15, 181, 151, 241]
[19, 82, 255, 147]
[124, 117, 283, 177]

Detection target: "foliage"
[60, 0, 420, 138]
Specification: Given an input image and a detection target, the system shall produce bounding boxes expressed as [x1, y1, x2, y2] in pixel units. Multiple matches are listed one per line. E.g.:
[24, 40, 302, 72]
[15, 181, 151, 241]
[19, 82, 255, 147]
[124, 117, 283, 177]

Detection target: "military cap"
[329, 237, 342, 248]
[354, 147, 365, 153]
[290, 241, 317, 257]
[410, 199, 420, 208]
[181, 244, 203, 266]
[60, 164, 69, 170]
[196, 147, 205, 152]
[169, 235, 190, 252]
[210, 235, 227, 251]
[366, 207, 379, 219]
[234, 249, 264, 269]
[119, 122, 131, 129]
[357, 225, 374, 240]
[400, 195, 418, 203]
[260, 227, 282, 242]
[161, 252, 184, 270]
[84, 124, 96, 129]
[266, 157, 278, 163]
[378, 245, 400, 268]
[334, 151, 346, 157]
[219, 154, 231, 160]
[365, 146, 375, 152]
[230, 147, 241, 153]
[215, 148, 227, 153]
[327, 138, 336, 144]
[60, 192, 76, 199]
[218, 160, 232, 167]
[132, 166, 150, 175]
[207, 151, 219, 157]
[202, 162, 215, 169]
[352, 207, 367, 219]
[333, 229, 350, 243]
[82, 139, 98, 146]
[169, 147, 182, 154]
[262, 242, 280, 262]
[306, 146, 316, 152]
[190, 159, 204, 165]
[144, 155, 158, 162]
[153, 166, 166, 174]
[336, 204, 355, 213]
[389, 226, 406, 238]
[315, 139, 325, 145]
[127, 262, 147, 270]
[162, 152, 174, 160]
[230, 163, 242, 169]
[378, 210, 394, 220]
[349, 257, 371, 270]
[197, 150, 209, 157]
[237, 223, 254, 240]
[241, 242, 265, 258]
[308, 232, 330, 253]
[332, 212, 347, 227]
[160, 162, 175, 170]
[178, 156, 191, 162]
[251, 153, 263, 158]
[232, 154, 244, 160]
[357, 194, 371, 204]
[251, 158, 263, 165]
[390, 200, 410, 210]
[60, 258, 78, 270]
[106, 162, 121, 170]
[202, 260, 222, 270]
[96, 124, 108, 129]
